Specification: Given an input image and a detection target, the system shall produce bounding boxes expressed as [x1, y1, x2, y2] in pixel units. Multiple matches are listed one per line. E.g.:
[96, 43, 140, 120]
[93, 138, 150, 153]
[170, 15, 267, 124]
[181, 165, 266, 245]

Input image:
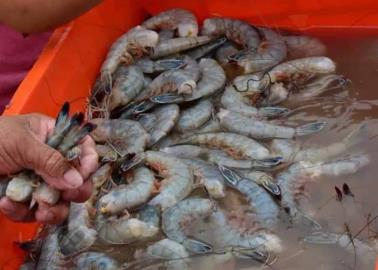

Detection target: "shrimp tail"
[55, 102, 70, 127]
[65, 146, 82, 161]
[57, 122, 97, 154]
[253, 156, 283, 168]
[259, 107, 290, 118]
[234, 249, 270, 263]
[218, 165, 241, 187]
[150, 93, 185, 104]
[183, 238, 213, 254]
[120, 153, 145, 172]
[156, 59, 186, 71]
[303, 231, 339, 244]
[295, 121, 326, 137]
[343, 122, 368, 147]
[293, 209, 322, 230]
[132, 100, 156, 114]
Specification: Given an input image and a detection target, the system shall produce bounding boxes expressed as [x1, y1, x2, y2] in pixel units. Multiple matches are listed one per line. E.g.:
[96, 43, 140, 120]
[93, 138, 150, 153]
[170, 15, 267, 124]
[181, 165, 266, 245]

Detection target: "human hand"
[0, 113, 98, 224]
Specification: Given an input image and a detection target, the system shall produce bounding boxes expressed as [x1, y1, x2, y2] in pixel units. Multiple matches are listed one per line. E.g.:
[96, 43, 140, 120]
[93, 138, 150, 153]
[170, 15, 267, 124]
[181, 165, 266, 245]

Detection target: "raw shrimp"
[36, 227, 64, 270]
[142, 8, 198, 37]
[136, 113, 158, 131]
[270, 123, 367, 162]
[202, 18, 260, 49]
[158, 29, 175, 41]
[228, 27, 287, 74]
[218, 109, 325, 139]
[98, 26, 158, 92]
[219, 166, 279, 228]
[161, 145, 282, 169]
[90, 163, 112, 189]
[150, 36, 212, 59]
[238, 170, 281, 196]
[178, 132, 273, 160]
[284, 35, 327, 60]
[146, 104, 180, 146]
[176, 99, 213, 132]
[138, 56, 200, 99]
[137, 204, 161, 228]
[98, 166, 155, 215]
[259, 82, 289, 106]
[90, 119, 149, 157]
[98, 215, 159, 244]
[136, 58, 186, 74]
[183, 58, 226, 101]
[215, 42, 239, 65]
[221, 85, 289, 118]
[162, 197, 215, 253]
[277, 154, 370, 229]
[121, 151, 193, 210]
[73, 252, 119, 270]
[31, 182, 60, 206]
[186, 37, 227, 60]
[6, 171, 38, 202]
[209, 210, 282, 254]
[108, 65, 145, 110]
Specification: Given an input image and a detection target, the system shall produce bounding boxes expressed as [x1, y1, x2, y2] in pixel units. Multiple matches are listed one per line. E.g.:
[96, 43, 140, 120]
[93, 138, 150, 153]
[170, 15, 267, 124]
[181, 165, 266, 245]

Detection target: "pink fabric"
[0, 25, 51, 113]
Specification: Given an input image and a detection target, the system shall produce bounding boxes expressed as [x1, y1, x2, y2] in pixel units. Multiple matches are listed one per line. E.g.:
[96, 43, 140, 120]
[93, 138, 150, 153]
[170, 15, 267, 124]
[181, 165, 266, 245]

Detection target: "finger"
[77, 136, 99, 179]
[35, 201, 69, 224]
[62, 179, 93, 203]
[0, 197, 35, 222]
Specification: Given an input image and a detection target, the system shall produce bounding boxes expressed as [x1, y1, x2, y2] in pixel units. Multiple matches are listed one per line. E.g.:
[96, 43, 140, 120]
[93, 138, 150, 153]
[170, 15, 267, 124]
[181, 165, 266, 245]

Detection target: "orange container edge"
[2, 0, 378, 268]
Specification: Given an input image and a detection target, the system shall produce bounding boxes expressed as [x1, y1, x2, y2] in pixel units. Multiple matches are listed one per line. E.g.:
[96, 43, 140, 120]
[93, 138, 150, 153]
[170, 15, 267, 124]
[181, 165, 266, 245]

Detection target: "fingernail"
[63, 169, 83, 188]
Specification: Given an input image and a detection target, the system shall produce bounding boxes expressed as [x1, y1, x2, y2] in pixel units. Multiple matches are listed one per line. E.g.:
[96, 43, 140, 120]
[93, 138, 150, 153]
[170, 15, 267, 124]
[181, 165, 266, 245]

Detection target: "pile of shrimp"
[19, 8, 376, 270]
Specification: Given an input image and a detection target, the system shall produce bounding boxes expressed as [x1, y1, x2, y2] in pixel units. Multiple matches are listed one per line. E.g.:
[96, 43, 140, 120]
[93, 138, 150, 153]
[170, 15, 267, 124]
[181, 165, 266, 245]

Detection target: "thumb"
[23, 137, 83, 190]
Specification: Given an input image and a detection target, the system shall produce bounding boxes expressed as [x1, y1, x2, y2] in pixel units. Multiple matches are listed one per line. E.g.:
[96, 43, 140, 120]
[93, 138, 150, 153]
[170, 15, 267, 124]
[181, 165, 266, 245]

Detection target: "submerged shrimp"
[142, 8, 198, 37]
[176, 99, 213, 132]
[108, 65, 145, 110]
[218, 109, 325, 139]
[284, 35, 327, 60]
[121, 151, 194, 210]
[98, 26, 158, 92]
[270, 123, 367, 162]
[202, 18, 260, 49]
[162, 197, 215, 254]
[182, 159, 225, 198]
[219, 166, 279, 228]
[98, 166, 155, 215]
[73, 252, 119, 270]
[228, 27, 287, 74]
[90, 119, 149, 157]
[277, 154, 370, 229]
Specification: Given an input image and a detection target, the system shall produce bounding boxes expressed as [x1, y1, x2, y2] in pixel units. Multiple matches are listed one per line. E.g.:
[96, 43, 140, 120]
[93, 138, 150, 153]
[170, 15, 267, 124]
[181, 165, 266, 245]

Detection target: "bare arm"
[0, 0, 102, 33]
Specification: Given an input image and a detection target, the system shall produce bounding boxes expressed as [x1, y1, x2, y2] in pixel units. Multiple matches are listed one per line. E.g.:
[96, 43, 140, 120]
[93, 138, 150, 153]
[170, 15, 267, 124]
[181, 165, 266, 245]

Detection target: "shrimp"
[181, 159, 225, 199]
[228, 27, 287, 74]
[108, 65, 145, 110]
[161, 145, 281, 169]
[183, 58, 226, 102]
[277, 154, 370, 229]
[146, 104, 180, 146]
[98, 26, 158, 92]
[270, 123, 367, 162]
[73, 252, 119, 270]
[221, 85, 290, 118]
[36, 226, 64, 270]
[178, 132, 273, 160]
[142, 8, 198, 37]
[159, 29, 175, 41]
[137, 204, 161, 228]
[215, 42, 239, 65]
[90, 163, 112, 189]
[136, 58, 186, 74]
[138, 56, 200, 98]
[136, 113, 158, 131]
[31, 182, 60, 206]
[218, 109, 325, 139]
[90, 119, 149, 157]
[6, 171, 38, 202]
[162, 197, 215, 254]
[219, 166, 279, 228]
[98, 166, 155, 215]
[259, 82, 289, 106]
[150, 36, 212, 59]
[209, 210, 282, 254]
[121, 151, 193, 210]
[176, 99, 213, 132]
[238, 170, 281, 196]
[202, 18, 260, 49]
[186, 37, 227, 60]
[98, 215, 159, 244]
[284, 35, 327, 60]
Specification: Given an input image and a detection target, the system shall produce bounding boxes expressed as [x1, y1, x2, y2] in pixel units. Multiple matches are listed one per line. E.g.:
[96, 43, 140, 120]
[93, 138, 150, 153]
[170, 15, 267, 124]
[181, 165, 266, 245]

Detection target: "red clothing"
[0, 25, 51, 113]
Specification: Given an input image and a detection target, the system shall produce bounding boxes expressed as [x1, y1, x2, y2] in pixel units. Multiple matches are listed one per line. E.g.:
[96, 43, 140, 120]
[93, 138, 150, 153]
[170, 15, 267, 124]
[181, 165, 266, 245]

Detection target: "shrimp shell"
[6, 172, 38, 202]
[98, 166, 155, 215]
[176, 99, 213, 132]
[32, 182, 60, 205]
[90, 119, 149, 156]
[109, 65, 145, 110]
[73, 252, 119, 270]
[185, 37, 227, 60]
[215, 42, 239, 65]
[284, 35, 327, 60]
[36, 227, 64, 270]
[202, 18, 260, 49]
[142, 8, 198, 37]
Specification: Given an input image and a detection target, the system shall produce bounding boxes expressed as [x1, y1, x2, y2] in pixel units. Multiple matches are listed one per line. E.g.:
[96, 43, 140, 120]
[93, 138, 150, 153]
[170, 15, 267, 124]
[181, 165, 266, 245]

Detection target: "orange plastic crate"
[2, 0, 378, 268]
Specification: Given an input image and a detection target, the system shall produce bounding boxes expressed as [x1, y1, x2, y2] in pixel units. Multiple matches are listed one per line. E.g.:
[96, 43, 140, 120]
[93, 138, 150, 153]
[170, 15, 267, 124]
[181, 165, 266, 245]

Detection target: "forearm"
[0, 0, 102, 33]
